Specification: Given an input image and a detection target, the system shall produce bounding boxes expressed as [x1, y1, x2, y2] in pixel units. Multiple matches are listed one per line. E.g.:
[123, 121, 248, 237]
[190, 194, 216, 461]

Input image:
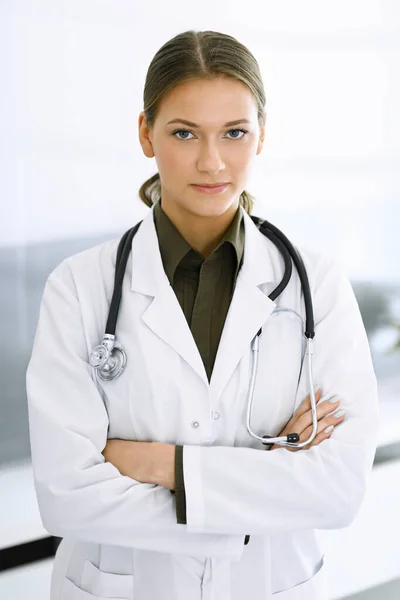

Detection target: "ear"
[256, 111, 266, 155]
[138, 112, 155, 158]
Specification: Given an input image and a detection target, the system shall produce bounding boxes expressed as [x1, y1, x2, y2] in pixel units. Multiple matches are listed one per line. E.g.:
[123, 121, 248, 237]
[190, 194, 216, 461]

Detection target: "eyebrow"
[166, 118, 252, 128]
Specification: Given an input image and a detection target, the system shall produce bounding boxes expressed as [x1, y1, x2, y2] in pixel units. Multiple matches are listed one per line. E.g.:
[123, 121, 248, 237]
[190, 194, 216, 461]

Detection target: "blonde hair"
[138, 30, 266, 215]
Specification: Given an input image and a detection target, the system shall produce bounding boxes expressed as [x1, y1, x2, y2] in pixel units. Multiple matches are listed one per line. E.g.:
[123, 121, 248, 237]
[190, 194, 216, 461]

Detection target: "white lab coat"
[26, 204, 379, 600]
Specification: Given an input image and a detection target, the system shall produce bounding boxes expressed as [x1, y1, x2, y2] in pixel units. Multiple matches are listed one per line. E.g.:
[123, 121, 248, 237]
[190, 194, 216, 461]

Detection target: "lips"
[192, 183, 229, 188]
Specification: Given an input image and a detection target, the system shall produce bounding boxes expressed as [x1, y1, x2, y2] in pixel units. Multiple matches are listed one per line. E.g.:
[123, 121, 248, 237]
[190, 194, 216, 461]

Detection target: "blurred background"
[0, 0, 399, 598]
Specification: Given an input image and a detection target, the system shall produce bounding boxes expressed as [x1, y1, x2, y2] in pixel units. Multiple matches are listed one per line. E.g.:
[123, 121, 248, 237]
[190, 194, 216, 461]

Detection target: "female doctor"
[26, 29, 379, 600]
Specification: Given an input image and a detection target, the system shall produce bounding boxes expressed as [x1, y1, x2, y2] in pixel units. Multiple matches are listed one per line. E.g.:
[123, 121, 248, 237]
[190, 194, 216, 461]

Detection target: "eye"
[226, 128, 248, 139]
[172, 129, 194, 140]
[171, 128, 248, 141]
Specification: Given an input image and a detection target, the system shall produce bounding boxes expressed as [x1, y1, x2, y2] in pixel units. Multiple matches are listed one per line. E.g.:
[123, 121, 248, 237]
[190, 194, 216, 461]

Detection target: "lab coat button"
[212, 411, 220, 420]
[191, 421, 200, 428]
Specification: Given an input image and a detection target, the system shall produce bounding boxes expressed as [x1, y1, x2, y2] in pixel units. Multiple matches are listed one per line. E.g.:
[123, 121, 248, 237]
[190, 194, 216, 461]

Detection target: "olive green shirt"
[152, 200, 250, 546]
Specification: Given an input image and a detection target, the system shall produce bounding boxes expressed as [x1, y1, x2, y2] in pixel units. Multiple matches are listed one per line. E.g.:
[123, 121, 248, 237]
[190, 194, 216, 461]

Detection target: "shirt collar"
[153, 200, 245, 285]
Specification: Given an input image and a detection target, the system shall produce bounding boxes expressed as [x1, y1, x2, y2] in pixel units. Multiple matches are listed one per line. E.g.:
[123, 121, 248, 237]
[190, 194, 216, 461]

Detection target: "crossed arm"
[101, 386, 345, 492]
[28, 257, 378, 545]
[102, 439, 176, 491]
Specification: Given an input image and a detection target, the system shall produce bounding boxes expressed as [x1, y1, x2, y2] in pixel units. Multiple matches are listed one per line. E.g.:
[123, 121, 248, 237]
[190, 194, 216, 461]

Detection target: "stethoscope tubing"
[246, 322, 318, 448]
[89, 213, 319, 448]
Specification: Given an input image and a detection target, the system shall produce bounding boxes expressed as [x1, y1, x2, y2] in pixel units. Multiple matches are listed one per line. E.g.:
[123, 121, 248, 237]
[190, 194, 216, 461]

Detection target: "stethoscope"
[89, 214, 318, 449]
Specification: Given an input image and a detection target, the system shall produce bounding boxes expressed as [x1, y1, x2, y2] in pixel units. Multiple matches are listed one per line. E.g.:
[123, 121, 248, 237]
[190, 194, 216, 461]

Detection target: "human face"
[138, 77, 265, 221]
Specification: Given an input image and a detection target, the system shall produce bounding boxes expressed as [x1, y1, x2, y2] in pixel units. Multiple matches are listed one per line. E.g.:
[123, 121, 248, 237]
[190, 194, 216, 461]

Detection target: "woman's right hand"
[269, 388, 345, 452]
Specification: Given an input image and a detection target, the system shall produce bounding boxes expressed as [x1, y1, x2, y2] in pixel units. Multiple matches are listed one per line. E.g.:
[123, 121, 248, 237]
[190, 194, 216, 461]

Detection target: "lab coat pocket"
[62, 559, 134, 599]
[271, 556, 329, 600]
[62, 578, 133, 600]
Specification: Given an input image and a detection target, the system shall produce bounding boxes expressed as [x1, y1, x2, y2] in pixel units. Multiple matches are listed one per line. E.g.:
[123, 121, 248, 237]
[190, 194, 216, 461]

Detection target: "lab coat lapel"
[130, 205, 209, 384]
[129, 205, 278, 394]
[209, 209, 278, 400]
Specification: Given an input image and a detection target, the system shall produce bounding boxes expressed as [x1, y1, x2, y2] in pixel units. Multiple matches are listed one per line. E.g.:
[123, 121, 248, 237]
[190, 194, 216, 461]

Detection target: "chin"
[186, 193, 238, 217]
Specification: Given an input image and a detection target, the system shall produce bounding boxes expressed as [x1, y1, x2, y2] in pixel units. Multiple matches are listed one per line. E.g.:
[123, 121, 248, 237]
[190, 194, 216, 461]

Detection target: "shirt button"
[212, 411, 220, 420]
[191, 421, 200, 428]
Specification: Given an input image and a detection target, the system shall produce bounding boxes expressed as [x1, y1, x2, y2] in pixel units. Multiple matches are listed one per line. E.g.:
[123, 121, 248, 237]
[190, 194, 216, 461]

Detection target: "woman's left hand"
[269, 388, 344, 452]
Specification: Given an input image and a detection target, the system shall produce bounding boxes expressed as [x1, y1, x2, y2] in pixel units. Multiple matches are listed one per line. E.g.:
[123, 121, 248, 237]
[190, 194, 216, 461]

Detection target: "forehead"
[158, 77, 258, 123]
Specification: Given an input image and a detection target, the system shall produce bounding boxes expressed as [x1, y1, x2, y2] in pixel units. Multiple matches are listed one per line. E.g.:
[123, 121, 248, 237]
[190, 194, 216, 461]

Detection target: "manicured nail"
[313, 385, 320, 394]
[334, 409, 345, 419]
[329, 395, 340, 404]
[324, 425, 334, 434]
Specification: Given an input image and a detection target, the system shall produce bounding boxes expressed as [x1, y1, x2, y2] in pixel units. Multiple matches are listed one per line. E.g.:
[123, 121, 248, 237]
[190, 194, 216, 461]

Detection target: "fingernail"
[334, 409, 345, 419]
[313, 385, 320, 394]
[329, 395, 340, 404]
[324, 425, 334, 434]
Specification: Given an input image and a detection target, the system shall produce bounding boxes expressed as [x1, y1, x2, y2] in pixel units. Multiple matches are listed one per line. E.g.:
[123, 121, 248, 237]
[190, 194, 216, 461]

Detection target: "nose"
[196, 140, 226, 173]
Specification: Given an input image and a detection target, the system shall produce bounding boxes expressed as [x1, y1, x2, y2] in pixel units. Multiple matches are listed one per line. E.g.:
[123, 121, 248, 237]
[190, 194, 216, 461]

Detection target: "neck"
[159, 198, 239, 258]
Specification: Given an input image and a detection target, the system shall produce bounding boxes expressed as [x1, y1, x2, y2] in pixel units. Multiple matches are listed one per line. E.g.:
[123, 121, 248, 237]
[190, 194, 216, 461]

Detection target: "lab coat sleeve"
[174, 444, 188, 524]
[182, 256, 380, 535]
[26, 260, 245, 558]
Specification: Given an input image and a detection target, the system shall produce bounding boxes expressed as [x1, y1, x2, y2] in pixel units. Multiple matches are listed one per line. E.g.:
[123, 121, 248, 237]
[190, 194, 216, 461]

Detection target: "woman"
[26, 30, 379, 600]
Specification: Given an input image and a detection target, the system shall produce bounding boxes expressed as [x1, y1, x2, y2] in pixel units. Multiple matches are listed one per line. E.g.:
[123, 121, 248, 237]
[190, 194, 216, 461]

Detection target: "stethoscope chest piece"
[89, 214, 317, 447]
[89, 334, 127, 381]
